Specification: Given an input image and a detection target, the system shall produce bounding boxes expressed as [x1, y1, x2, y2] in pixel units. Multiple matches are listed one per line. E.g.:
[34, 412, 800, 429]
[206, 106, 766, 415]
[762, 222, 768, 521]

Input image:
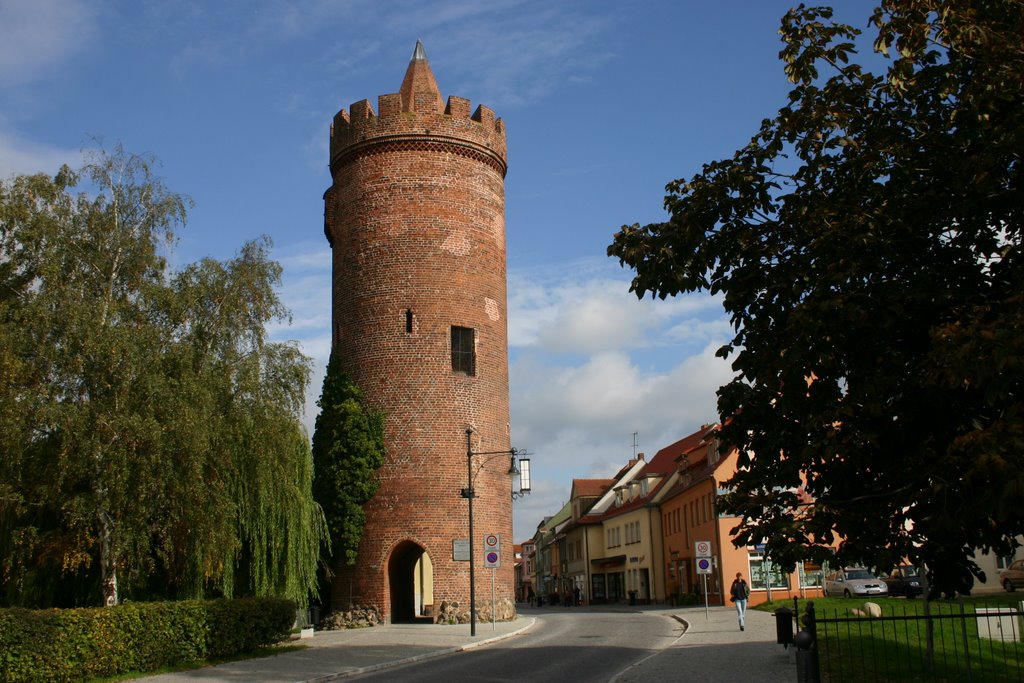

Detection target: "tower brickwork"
[324, 42, 514, 622]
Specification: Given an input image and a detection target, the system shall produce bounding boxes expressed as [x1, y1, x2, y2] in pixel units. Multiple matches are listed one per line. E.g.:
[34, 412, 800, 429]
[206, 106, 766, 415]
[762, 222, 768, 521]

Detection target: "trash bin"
[309, 605, 320, 628]
[628, 590, 637, 606]
[774, 607, 794, 646]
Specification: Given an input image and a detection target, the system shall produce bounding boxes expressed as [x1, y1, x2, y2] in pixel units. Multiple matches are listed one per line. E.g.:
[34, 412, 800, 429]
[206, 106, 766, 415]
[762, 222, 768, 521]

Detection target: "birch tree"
[0, 146, 325, 607]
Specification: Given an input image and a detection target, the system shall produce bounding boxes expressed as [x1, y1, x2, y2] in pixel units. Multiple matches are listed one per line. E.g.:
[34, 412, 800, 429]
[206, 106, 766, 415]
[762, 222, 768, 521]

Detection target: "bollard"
[794, 629, 819, 683]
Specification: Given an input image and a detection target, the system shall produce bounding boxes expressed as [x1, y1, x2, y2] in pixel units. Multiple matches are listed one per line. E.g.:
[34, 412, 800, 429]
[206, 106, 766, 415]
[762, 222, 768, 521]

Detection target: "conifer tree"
[311, 352, 386, 573]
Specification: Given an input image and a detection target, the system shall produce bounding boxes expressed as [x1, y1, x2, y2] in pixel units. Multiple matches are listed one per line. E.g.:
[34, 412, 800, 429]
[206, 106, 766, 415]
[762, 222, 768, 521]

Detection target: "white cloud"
[509, 259, 728, 354]
[505, 259, 736, 537]
[0, 128, 81, 179]
[268, 240, 332, 435]
[0, 0, 97, 87]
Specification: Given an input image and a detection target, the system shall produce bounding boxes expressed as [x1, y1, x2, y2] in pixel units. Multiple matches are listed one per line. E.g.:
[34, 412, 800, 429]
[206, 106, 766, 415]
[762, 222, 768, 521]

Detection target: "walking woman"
[730, 572, 750, 631]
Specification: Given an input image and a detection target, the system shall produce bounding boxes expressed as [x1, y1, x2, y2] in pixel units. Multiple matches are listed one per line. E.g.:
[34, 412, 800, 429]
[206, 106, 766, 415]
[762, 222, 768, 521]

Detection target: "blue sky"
[2, 0, 876, 540]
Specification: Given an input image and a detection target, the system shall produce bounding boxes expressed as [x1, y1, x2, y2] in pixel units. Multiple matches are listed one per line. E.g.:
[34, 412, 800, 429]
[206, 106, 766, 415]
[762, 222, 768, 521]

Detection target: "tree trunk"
[99, 510, 119, 606]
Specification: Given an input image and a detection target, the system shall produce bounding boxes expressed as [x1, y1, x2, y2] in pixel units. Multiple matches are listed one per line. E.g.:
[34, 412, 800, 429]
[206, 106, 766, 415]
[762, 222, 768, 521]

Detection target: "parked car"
[824, 568, 889, 598]
[881, 565, 923, 597]
[1000, 559, 1024, 591]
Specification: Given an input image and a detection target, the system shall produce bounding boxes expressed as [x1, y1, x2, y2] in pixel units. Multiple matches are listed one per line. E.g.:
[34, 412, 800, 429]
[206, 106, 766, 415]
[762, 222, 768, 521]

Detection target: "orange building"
[655, 424, 826, 607]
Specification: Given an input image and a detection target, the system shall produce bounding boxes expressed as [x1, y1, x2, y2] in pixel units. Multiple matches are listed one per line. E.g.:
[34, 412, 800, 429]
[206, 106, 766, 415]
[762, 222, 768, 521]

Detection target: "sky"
[1, 0, 878, 541]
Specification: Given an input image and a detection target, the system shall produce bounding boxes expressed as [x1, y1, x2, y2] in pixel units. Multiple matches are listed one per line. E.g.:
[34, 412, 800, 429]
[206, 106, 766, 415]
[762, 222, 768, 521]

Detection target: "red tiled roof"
[648, 425, 717, 467]
[572, 478, 614, 497]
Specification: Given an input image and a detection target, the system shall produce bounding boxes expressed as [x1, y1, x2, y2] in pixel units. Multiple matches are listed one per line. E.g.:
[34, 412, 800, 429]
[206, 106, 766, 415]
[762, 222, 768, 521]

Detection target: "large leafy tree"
[609, 1, 1023, 596]
[0, 146, 326, 607]
[311, 351, 385, 577]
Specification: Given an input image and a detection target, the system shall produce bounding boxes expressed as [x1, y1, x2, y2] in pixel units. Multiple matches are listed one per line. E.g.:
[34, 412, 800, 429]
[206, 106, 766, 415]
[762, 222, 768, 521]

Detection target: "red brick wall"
[324, 80, 513, 619]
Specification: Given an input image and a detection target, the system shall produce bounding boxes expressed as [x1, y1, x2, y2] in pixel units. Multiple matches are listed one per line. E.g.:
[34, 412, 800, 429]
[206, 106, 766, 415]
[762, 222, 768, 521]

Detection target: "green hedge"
[0, 597, 295, 683]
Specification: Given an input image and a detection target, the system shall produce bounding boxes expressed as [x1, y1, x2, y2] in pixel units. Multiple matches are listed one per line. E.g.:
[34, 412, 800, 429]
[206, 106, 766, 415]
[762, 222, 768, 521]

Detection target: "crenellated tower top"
[329, 41, 507, 178]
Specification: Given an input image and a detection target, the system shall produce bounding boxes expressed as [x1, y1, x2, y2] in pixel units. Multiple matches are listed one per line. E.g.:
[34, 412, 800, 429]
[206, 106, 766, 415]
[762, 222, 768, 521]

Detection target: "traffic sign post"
[483, 534, 500, 630]
[484, 534, 500, 568]
[695, 542, 712, 620]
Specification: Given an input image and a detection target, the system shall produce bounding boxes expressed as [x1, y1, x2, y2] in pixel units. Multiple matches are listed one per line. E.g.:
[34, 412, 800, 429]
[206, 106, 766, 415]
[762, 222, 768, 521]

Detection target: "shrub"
[0, 597, 295, 682]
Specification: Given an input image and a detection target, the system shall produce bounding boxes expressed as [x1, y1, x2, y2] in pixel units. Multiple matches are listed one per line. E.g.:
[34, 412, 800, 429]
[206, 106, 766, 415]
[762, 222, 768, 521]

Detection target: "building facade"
[528, 425, 828, 609]
[324, 42, 514, 622]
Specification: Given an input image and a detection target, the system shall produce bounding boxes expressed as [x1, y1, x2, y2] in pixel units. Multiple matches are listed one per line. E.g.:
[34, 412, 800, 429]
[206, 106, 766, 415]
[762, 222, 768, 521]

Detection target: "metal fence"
[790, 599, 1024, 682]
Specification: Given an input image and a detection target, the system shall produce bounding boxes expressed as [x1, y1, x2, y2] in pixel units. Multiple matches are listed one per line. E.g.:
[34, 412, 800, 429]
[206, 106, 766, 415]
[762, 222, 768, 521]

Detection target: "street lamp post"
[462, 427, 530, 636]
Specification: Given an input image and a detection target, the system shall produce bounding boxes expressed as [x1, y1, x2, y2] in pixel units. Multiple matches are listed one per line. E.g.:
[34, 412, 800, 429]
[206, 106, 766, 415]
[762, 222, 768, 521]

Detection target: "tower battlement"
[329, 44, 506, 177]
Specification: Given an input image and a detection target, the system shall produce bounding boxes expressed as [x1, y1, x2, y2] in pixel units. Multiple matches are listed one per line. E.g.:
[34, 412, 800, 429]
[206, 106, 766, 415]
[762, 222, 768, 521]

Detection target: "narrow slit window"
[406, 309, 413, 334]
[451, 326, 475, 375]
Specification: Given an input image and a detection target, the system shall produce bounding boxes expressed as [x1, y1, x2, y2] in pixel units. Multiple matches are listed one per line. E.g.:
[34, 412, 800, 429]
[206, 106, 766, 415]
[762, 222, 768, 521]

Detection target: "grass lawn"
[755, 593, 1024, 682]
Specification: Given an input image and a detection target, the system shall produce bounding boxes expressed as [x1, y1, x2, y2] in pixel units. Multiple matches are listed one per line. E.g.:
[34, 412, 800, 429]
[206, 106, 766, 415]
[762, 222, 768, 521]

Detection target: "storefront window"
[799, 561, 823, 588]
[591, 574, 606, 602]
[748, 551, 790, 590]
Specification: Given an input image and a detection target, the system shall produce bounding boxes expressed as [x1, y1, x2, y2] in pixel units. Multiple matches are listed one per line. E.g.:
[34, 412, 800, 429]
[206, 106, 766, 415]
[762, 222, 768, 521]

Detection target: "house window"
[406, 309, 413, 333]
[451, 326, 475, 375]
[998, 555, 1015, 570]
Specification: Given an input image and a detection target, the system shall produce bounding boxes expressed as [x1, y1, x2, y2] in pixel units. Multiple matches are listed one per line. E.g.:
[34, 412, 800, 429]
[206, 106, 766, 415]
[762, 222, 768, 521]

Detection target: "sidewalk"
[137, 617, 534, 683]
[611, 605, 794, 683]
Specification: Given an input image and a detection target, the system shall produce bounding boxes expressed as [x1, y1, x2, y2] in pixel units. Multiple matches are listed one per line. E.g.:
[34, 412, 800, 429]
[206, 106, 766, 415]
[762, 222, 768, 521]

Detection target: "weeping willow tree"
[0, 146, 326, 607]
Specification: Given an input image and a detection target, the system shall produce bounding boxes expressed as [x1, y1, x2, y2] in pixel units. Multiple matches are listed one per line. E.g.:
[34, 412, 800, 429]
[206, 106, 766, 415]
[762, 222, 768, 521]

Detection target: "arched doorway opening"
[388, 541, 434, 623]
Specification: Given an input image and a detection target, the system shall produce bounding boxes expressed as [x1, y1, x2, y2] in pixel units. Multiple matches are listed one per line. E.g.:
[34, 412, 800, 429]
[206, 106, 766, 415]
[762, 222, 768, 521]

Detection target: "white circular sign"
[485, 534, 499, 548]
[695, 541, 711, 556]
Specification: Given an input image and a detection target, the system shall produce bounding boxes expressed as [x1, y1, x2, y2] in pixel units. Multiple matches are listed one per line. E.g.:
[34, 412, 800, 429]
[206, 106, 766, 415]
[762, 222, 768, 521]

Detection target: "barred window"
[451, 326, 475, 375]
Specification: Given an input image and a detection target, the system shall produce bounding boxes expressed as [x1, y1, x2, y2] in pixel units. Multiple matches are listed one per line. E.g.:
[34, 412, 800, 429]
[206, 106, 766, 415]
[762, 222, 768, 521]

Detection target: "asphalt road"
[347, 609, 685, 682]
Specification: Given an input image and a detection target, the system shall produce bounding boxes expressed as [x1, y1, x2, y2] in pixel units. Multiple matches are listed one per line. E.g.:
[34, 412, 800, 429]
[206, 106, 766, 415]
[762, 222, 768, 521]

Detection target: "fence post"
[959, 599, 972, 681]
[794, 601, 820, 683]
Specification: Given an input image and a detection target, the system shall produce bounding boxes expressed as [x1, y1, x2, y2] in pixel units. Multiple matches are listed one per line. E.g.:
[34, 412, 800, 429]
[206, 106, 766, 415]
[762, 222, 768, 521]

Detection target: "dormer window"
[707, 437, 720, 464]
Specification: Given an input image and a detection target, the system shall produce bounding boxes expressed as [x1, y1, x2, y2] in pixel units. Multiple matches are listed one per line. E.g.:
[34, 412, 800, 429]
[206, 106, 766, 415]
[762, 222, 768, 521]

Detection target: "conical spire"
[399, 40, 442, 113]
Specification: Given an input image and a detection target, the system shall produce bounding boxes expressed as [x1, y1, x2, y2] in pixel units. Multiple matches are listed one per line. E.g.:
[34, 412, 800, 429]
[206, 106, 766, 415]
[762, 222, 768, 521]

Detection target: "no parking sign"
[484, 534, 500, 568]
[695, 541, 712, 575]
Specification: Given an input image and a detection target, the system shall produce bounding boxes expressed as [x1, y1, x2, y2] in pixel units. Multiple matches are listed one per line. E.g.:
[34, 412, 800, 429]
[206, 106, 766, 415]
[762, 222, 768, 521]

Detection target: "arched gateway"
[388, 540, 434, 623]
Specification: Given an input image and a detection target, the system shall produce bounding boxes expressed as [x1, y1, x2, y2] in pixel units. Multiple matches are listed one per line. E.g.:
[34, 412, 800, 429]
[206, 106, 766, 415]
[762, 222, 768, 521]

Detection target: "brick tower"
[323, 42, 514, 623]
